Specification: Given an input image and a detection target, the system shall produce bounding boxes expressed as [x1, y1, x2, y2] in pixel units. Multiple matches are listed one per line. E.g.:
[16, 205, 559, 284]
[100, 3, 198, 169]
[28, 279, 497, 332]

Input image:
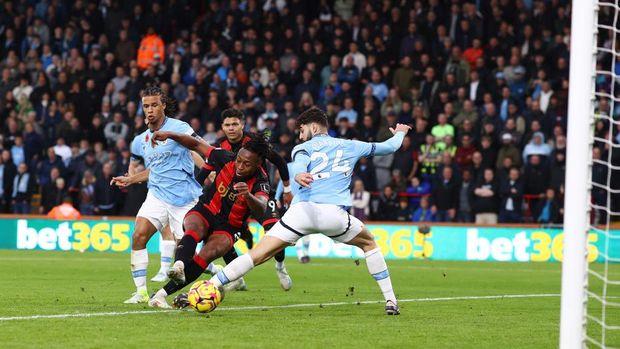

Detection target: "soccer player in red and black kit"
[147, 130, 270, 308]
[198, 108, 294, 291]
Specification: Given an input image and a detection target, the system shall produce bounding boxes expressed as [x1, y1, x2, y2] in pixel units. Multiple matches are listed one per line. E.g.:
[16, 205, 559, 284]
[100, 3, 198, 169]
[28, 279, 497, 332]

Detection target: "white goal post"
[560, 0, 596, 348]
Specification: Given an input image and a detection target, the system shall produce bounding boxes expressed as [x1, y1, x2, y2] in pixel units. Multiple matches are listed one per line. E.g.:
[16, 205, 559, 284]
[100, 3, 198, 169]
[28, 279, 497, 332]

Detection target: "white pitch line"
[0, 293, 559, 322]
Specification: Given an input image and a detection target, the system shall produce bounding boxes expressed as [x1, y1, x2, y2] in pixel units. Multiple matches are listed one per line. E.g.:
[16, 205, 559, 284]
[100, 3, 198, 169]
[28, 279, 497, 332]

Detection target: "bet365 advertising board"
[1, 218, 618, 263]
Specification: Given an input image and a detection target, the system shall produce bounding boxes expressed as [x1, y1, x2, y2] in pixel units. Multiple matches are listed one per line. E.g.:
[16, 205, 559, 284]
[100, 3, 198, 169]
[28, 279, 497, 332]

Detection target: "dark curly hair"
[242, 132, 270, 160]
[141, 86, 178, 117]
[296, 106, 329, 129]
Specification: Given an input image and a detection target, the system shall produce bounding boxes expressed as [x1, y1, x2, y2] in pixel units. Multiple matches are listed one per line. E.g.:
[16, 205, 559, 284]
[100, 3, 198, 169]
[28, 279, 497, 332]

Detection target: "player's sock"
[364, 247, 397, 303]
[205, 263, 219, 274]
[131, 249, 148, 293]
[175, 230, 201, 264]
[223, 248, 239, 264]
[184, 255, 208, 285]
[158, 240, 176, 273]
[210, 253, 254, 287]
[274, 249, 285, 269]
[302, 237, 310, 256]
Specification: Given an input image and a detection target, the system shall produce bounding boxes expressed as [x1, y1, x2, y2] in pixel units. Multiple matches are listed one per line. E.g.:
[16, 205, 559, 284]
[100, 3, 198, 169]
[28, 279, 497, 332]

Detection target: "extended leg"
[125, 217, 158, 304]
[346, 227, 399, 315]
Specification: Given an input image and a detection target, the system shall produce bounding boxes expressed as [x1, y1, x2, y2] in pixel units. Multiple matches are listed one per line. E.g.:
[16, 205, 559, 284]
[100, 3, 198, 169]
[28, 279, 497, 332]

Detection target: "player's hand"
[389, 123, 411, 134]
[110, 175, 132, 187]
[282, 191, 293, 205]
[151, 131, 170, 147]
[233, 182, 250, 197]
[295, 172, 313, 188]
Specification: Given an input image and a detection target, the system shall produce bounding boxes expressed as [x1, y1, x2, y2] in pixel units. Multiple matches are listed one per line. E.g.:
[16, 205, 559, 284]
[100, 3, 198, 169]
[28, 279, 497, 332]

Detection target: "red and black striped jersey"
[200, 146, 270, 228]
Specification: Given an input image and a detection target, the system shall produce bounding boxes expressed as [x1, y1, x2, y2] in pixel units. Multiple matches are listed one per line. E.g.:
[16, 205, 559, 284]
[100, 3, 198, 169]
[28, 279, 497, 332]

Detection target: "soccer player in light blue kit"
[209, 107, 409, 315]
[115, 87, 202, 304]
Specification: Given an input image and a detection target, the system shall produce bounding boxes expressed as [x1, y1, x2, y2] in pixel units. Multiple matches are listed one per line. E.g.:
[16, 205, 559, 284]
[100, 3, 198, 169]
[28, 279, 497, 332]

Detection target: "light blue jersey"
[290, 132, 405, 207]
[130, 118, 202, 206]
[275, 163, 300, 201]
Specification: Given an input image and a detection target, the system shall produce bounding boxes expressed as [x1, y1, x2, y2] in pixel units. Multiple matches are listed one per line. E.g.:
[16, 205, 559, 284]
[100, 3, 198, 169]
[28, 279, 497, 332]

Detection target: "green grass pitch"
[0, 250, 618, 348]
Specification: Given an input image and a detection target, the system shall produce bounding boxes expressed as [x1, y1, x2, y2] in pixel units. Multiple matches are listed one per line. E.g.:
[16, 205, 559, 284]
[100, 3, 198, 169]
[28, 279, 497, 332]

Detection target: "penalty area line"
[0, 293, 560, 322]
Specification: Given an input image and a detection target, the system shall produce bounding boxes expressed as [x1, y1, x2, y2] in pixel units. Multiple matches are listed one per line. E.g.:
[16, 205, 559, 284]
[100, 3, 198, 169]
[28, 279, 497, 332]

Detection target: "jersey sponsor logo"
[146, 151, 173, 166]
[260, 183, 269, 193]
[217, 181, 237, 202]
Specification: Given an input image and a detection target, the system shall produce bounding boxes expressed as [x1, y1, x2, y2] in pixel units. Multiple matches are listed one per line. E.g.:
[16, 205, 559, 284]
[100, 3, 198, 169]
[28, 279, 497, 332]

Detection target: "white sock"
[210, 254, 254, 287]
[155, 288, 168, 298]
[158, 240, 176, 273]
[205, 263, 218, 274]
[131, 249, 148, 293]
[302, 237, 310, 256]
[275, 260, 284, 269]
[365, 247, 396, 303]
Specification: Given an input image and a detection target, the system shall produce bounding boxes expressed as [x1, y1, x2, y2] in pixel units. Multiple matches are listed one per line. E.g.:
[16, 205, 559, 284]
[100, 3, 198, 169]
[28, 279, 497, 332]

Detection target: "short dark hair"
[296, 106, 328, 129]
[141, 86, 178, 116]
[242, 132, 270, 160]
[221, 108, 244, 121]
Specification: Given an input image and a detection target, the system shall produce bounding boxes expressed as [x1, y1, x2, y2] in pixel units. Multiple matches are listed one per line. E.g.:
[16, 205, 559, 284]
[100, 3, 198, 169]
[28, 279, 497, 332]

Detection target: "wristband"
[283, 185, 292, 193]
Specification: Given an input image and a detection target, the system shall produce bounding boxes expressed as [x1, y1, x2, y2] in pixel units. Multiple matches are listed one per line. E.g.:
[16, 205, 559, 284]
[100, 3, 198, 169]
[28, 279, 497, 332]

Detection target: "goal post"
[560, 0, 597, 348]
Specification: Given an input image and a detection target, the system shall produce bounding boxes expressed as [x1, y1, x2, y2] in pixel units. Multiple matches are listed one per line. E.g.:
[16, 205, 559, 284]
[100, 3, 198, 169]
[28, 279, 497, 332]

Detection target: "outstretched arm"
[372, 123, 411, 156]
[151, 131, 213, 156]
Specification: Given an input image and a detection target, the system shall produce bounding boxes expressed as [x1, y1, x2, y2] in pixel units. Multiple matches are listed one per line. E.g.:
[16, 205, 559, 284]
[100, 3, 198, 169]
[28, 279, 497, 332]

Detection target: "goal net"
[561, 1, 620, 348]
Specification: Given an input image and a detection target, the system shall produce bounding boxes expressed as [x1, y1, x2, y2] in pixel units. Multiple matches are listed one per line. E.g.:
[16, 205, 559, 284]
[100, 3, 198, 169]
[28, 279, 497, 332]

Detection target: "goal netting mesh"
[586, 1, 620, 347]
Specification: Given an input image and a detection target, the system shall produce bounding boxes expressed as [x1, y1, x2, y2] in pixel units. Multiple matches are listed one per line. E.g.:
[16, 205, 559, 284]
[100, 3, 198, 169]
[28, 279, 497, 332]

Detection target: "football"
[187, 280, 223, 313]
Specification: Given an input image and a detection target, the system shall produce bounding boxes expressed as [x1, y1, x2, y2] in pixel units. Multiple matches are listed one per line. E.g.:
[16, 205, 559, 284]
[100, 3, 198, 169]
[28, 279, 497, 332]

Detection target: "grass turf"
[0, 250, 617, 348]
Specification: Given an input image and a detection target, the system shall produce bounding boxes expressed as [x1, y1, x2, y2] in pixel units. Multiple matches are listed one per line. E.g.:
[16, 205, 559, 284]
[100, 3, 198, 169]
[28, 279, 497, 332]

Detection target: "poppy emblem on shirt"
[145, 134, 149, 143]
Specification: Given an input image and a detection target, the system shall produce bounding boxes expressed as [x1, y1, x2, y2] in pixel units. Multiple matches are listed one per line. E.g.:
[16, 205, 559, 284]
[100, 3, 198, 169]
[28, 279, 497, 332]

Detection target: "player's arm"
[151, 130, 213, 155]
[234, 182, 268, 216]
[372, 124, 411, 155]
[191, 151, 205, 168]
[266, 148, 293, 204]
[291, 146, 312, 188]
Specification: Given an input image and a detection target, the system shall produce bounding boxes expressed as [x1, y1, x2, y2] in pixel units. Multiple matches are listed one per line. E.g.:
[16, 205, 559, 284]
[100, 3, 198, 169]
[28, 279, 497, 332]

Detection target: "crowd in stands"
[0, 0, 619, 224]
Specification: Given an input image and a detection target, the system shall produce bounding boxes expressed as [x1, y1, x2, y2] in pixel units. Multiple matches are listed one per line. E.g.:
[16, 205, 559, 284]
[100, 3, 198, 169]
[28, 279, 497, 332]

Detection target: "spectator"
[40, 169, 65, 214]
[418, 134, 441, 182]
[457, 168, 475, 222]
[473, 168, 499, 224]
[11, 135, 26, 166]
[431, 167, 459, 222]
[496, 133, 522, 169]
[431, 113, 455, 150]
[395, 198, 413, 222]
[455, 134, 477, 171]
[375, 185, 399, 221]
[406, 176, 431, 211]
[499, 167, 524, 223]
[413, 196, 435, 222]
[0, 151, 17, 213]
[350, 179, 371, 222]
[79, 169, 96, 215]
[47, 195, 81, 220]
[522, 132, 552, 162]
[536, 188, 562, 224]
[336, 97, 358, 126]
[94, 162, 119, 215]
[12, 163, 35, 214]
[104, 112, 129, 147]
[523, 154, 550, 218]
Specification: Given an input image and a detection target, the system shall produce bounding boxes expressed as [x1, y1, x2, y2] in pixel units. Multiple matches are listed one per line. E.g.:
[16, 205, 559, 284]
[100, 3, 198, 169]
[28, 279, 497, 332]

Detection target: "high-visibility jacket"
[137, 34, 165, 70]
[47, 203, 82, 220]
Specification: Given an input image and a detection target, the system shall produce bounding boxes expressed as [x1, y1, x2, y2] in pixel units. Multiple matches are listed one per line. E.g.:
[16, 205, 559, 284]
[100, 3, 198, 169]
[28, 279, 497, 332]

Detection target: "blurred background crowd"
[0, 0, 618, 224]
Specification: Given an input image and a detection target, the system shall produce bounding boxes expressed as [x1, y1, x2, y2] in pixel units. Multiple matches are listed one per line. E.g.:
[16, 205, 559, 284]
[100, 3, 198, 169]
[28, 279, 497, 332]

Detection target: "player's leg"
[209, 204, 309, 289]
[150, 232, 232, 308]
[297, 236, 311, 263]
[166, 212, 208, 284]
[125, 216, 159, 303]
[151, 225, 175, 282]
[260, 197, 293, 290]
[343, 224, 399, 315]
